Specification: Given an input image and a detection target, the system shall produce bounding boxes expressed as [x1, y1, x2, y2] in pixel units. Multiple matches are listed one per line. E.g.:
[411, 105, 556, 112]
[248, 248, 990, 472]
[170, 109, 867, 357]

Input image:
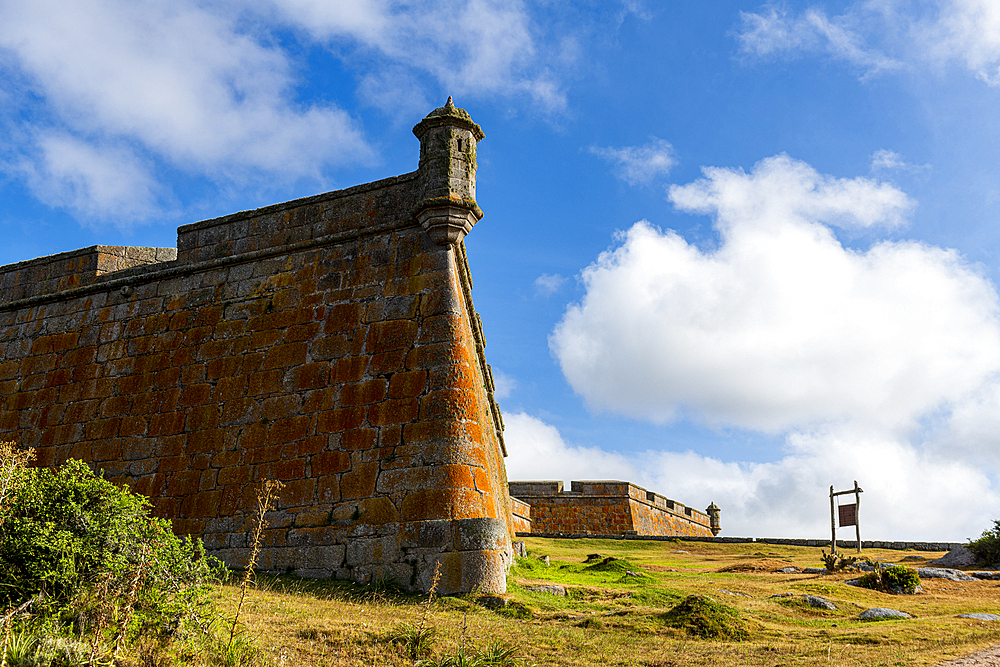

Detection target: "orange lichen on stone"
[0, 100, 511, 594]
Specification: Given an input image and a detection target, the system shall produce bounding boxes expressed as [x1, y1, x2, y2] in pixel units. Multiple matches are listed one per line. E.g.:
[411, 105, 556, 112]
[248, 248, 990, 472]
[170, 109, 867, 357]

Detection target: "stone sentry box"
[0, 99, 513, 594]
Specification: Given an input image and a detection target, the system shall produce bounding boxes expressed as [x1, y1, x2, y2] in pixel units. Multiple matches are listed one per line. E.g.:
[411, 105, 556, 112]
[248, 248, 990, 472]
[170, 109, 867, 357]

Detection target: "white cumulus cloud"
[588, 137, 677, 186]
[268, 0, 568, 113]
[551, 154, 1000, 432]
[0, 0, 584, 222]
[19, 134, 164, 221]
[503, 412, 637, 484]
[0, 0, 373, 221]
[536, 152, 1000, 540]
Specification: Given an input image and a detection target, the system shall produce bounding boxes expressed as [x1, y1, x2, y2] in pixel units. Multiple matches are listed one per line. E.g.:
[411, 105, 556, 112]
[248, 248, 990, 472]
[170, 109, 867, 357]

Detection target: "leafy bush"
[969, 520, 1000, 565]
[855, 565, 921, 594]
[0, 457, 225, 621]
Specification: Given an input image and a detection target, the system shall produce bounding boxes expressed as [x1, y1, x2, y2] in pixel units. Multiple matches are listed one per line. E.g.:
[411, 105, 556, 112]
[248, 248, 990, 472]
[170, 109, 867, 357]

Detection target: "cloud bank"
[527, 153, 1000, 540]
[0, 0, 582, 222]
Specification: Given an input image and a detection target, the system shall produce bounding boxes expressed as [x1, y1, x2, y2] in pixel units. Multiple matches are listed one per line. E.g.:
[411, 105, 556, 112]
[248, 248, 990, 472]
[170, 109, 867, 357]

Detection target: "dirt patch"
[716, 559, 795, 573]
[936, 644, 1000, 666]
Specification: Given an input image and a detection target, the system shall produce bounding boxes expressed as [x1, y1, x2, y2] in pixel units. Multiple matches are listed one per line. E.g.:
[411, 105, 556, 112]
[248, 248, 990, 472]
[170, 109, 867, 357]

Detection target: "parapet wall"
[0, 100, 512, 594]
[0, 245, 178, 303]
[509, 480, 715, 538]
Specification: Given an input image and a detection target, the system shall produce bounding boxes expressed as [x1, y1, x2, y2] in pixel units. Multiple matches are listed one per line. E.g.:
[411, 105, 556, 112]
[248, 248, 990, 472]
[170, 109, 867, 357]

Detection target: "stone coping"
[177, 171, 419, 234]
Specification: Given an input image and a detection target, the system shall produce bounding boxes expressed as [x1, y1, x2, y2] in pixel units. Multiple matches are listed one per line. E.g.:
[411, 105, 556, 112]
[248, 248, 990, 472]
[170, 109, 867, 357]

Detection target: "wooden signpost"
[829, 481, 863, 554]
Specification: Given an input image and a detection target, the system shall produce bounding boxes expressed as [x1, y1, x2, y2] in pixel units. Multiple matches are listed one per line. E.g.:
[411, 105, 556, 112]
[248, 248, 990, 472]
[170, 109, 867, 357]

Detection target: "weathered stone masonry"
[509, 480, 720, 538]
[0, 100, 513, 594]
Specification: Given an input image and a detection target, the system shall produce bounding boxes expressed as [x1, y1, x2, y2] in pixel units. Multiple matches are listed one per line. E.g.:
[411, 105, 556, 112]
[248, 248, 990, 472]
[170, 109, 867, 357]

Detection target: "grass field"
[213, 537, 1000, 667]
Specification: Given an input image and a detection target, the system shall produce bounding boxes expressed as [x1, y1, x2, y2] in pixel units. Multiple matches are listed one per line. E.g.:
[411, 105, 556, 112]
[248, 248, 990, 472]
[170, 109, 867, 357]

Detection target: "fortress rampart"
[0, 99, 512, 594]
[509, 480, 719, 538]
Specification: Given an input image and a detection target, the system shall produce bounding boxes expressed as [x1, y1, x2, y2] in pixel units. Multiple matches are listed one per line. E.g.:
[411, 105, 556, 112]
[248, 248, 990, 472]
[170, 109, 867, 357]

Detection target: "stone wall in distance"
[509, 480, 714, 538]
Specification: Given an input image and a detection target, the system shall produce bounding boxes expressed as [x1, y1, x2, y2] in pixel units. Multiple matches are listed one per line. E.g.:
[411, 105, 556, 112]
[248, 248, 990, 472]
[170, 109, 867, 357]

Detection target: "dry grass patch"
[194, 539, 1000, 667]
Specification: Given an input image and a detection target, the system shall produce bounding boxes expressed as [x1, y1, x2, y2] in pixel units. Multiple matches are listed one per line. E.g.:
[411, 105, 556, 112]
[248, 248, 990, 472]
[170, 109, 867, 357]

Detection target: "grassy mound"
[583, 557, 639, 574]
[661, 595, 752, 640]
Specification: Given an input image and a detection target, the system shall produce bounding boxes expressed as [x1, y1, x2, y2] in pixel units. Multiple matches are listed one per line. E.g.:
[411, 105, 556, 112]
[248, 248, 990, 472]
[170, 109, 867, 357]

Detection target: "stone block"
[454, 518, 508, 552]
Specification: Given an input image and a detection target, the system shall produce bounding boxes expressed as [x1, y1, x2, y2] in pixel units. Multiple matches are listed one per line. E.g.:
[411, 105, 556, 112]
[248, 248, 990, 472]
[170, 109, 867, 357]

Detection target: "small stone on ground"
[804, 595, 836, 610]
[802, 567, 826, 574]
[957, 613, 1000, 621]
[902, 555, 925, 561]
[777, 566, 799, 573]
[859, 607, 911, 620]
[973, 572, 1000, 580]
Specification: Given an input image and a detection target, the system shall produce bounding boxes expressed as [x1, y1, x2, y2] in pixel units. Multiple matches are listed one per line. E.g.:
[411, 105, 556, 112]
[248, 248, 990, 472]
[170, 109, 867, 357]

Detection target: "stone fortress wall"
[0, 99, 512, 594]
[509, 480, 720, 538]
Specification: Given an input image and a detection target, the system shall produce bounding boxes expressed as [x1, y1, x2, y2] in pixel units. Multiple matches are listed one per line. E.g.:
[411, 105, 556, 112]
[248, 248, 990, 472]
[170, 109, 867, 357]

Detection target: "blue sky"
[3, 0, 1000, 540]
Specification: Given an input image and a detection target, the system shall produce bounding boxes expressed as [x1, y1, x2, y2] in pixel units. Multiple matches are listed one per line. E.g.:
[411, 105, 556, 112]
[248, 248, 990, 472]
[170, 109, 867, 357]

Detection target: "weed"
[0, 443, 33, 519]
[227, 479, 284, 652]
[2, 624, 39, 667]
[416, 640, 523, 667]
[218, 630, 261, 667]
[477, 639, 524, 666]
[388, 622, 437, 659]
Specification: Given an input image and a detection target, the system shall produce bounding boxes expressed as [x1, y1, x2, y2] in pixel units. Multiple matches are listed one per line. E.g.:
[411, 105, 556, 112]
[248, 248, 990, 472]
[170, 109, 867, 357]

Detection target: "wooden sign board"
[838, 503, 857, 527]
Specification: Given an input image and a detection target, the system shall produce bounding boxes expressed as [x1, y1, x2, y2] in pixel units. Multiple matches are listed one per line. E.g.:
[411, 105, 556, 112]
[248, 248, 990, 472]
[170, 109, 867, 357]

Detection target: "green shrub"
[855, 565, 920, 594]
[969, 520, 1000, 565]
[0, 458, 225, 620]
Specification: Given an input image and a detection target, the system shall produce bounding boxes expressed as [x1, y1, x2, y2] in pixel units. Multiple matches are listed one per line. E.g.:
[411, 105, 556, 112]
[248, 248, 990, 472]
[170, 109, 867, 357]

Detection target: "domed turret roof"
[413, 97, 484, 141]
